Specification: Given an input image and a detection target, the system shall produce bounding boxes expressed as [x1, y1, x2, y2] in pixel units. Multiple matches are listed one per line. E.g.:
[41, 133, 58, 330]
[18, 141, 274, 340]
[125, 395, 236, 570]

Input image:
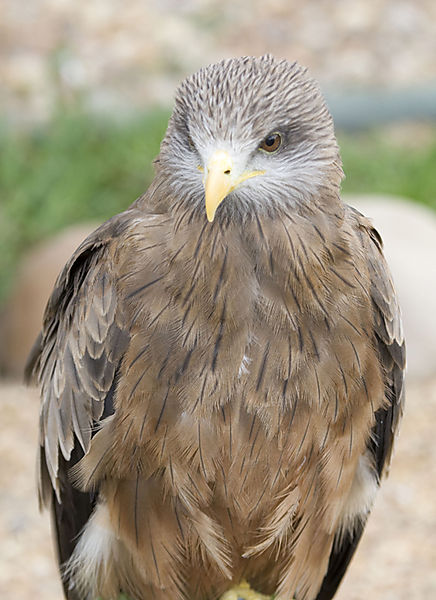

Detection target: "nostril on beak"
[224, 169, 231, 175]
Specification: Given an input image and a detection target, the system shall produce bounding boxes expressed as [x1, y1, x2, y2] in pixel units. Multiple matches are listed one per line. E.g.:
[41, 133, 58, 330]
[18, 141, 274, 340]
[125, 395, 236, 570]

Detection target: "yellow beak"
[204, 150, 265, 222]
[204, 150, 233, 222]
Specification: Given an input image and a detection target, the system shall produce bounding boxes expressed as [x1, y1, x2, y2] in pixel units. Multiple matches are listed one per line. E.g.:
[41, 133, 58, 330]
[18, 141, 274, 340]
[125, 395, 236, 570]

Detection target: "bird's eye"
[259, 132, 282, 153]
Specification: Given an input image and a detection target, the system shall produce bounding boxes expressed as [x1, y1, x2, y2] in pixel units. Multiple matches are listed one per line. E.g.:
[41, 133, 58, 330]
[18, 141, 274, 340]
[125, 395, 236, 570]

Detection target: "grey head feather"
[156, 55, 343, 222]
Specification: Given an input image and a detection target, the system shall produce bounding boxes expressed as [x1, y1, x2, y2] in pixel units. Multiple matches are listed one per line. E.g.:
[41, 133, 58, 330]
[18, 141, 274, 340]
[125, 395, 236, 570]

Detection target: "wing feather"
[25, 221, 131, 599]
[315, 209, 405, 600]
[25, 223, 130, 505]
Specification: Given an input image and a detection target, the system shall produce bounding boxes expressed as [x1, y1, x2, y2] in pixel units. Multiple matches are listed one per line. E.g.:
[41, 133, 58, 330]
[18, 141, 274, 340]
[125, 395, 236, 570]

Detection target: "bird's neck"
[163, 201, 347, 329]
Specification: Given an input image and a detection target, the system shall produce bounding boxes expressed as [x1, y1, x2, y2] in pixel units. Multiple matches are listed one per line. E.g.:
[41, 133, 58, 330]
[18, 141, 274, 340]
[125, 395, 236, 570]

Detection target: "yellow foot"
[220, 580, 272, 600]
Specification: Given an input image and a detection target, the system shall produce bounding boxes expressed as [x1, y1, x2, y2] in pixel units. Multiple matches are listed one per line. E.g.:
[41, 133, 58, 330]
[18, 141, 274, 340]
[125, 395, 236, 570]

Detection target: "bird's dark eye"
[259, 132, 282, 153]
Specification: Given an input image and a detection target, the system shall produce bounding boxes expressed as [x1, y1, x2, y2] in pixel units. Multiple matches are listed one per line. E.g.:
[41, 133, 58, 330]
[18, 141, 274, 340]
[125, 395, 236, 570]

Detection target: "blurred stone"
[345, 194, 436, 382]
[0, 223, 96, 379]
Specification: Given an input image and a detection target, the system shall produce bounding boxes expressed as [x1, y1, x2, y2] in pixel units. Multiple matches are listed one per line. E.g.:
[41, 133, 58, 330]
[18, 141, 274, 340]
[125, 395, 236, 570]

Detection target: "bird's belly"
[73, 333, 381, 600]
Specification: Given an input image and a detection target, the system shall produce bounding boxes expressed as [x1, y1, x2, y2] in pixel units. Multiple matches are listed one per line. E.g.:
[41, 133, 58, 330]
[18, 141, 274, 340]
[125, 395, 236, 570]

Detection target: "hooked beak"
[204, 150, 264, 222]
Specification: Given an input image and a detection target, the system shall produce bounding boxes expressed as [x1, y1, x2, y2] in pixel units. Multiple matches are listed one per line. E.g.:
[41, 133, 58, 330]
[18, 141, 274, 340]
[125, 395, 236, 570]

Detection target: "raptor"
[27, 55, 405, 600]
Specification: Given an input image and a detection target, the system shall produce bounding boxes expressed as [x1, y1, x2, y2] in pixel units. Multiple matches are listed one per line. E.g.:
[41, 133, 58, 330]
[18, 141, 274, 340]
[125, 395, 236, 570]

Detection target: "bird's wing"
[25, 216, 131, 579]
[361, 217, 405, 478]
[315, 209, 405, 600]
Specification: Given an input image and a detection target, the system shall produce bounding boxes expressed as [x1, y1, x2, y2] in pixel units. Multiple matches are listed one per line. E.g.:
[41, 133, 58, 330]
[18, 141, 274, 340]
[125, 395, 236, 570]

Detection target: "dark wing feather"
[49, 377, 118, 600]
[25, 220, 130, 597]
[50, 442, 96, 600]
[315, 521, 365, 600]
[356, 214, 405, 477]
[315, 211, 405, 600]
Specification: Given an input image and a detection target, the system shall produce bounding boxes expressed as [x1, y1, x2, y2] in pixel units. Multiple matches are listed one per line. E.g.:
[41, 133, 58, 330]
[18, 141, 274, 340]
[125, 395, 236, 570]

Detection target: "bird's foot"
[219, 580, 272, 600]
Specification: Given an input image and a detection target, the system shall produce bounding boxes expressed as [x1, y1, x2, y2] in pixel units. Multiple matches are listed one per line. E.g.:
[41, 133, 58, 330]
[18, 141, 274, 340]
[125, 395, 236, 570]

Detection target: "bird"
[26, 55, 405, 600]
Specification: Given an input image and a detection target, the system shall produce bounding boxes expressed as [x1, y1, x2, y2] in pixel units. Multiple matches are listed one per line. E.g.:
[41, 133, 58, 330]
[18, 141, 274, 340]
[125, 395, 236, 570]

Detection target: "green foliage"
[339, 131, 436, 210]
[0, 110, 435, 305]
[0, 108, 169, 303]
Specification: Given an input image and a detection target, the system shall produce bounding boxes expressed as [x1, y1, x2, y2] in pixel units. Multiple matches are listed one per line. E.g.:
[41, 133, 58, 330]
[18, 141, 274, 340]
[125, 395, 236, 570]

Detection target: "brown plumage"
[26, 55, 405, 600]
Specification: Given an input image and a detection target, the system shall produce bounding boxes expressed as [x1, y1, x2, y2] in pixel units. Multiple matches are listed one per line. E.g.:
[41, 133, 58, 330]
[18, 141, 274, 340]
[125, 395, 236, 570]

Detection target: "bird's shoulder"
[345, 203, 404, 352]
[25, 208, 168, 376]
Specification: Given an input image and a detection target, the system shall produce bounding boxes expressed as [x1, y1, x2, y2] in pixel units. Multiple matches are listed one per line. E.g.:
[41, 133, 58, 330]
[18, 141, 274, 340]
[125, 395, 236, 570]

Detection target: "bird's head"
[159, 55, 343, 223]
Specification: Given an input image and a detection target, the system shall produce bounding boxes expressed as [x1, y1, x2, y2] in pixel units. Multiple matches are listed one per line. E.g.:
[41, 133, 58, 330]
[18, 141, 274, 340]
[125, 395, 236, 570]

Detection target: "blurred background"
[0, 0, 435, 598]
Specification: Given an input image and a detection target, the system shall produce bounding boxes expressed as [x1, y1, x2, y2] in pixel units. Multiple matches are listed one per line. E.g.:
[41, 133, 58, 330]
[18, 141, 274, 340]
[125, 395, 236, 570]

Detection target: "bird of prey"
[26, 55, 405, 600]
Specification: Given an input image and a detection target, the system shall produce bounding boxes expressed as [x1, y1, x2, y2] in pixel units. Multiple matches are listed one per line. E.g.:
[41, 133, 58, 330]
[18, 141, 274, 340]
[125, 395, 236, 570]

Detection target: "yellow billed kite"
[26, 55, 405, 600]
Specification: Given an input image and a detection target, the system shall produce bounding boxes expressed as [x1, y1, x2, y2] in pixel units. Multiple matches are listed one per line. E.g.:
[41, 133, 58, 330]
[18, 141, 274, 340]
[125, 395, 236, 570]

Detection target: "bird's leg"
[219, 580, 272, 600]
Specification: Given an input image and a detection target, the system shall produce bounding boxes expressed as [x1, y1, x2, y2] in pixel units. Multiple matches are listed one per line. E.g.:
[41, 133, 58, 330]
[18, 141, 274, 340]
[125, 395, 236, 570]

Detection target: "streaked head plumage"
[158, 55, 343, 221]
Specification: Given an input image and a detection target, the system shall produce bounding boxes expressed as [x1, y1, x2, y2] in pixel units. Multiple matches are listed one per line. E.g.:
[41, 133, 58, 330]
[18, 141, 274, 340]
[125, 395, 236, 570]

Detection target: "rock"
[0, 223, 96, 379]
[345, 194, 436, 382]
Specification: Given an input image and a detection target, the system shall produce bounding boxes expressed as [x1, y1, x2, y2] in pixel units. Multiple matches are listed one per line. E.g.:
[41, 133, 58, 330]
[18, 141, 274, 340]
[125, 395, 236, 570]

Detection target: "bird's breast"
[114, 213, 382, 489]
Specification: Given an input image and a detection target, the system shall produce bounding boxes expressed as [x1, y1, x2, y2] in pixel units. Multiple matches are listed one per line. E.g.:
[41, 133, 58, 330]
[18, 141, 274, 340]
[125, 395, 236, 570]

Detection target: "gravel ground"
[2, 0, 436, 124]
[0, 377, 435, 599]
